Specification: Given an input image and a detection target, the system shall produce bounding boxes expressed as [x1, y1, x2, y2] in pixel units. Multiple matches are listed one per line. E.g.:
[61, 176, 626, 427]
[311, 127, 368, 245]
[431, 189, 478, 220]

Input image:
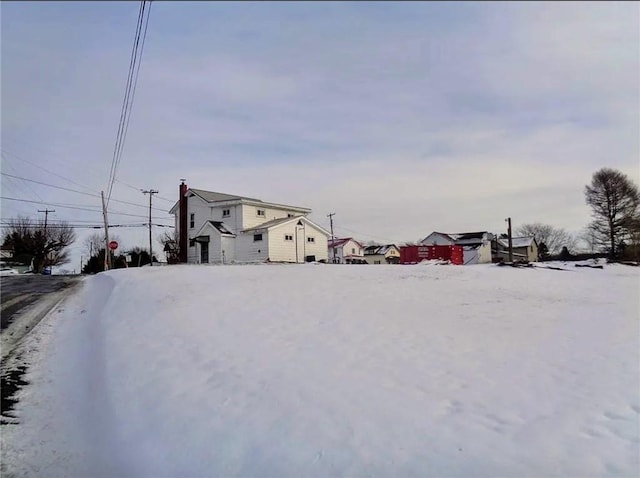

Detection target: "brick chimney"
[179, 180, 188, 263]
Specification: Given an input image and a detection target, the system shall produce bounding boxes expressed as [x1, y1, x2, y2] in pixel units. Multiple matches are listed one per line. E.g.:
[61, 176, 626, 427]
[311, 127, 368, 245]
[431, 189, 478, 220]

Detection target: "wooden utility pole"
[38, 208, 55, 268]
[142, 189, 158, 266]
[101, 191, 111, 270]
[38, 208, 55, 233]
[328, 212, 336, 263]
[506, 217, 513, 262]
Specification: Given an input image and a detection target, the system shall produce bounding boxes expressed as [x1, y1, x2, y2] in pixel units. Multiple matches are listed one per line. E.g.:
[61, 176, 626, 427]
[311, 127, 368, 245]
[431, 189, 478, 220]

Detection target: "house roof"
[497, 236, 536, 248]
[189, 188, 262, 203]
[364, 244, 398, 255]
[193, 220, 236, 238]
[422, 231, 491, 245]
[242, 216, 331, 236]
[243, 216, 303, 232]
[169, 187, 311, 215]
[328, 237, 364, 249]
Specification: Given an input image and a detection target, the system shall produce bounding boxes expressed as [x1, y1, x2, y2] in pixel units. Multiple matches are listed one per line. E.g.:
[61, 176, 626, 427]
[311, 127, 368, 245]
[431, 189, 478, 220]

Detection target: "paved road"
[1, 275, 81, 330]
[1, 274, 82, 424]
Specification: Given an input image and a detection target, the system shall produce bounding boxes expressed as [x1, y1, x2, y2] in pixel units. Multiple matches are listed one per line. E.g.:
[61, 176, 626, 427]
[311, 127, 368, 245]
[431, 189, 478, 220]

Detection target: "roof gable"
[328, 237, 364, 249]
[193, 220, 236, 238]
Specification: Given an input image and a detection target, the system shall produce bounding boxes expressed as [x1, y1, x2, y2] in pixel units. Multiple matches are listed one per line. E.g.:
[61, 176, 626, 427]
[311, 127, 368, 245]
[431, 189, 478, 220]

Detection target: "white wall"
[242, 205, 303, 230]
[420, 233, 453, 246]
[221, 236, 235, 263]
[478, 243, 493, 263]
[235, 232, 269, 263]
[266, 221, 329, 263]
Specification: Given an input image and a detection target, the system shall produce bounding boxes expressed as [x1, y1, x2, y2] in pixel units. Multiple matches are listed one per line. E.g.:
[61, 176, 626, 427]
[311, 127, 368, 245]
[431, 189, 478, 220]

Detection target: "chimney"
[179, 180, 188, 263]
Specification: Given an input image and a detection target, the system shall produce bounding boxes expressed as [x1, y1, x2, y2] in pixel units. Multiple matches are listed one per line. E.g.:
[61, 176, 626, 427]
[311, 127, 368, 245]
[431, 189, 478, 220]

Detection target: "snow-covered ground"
[2, 263, 639, 477]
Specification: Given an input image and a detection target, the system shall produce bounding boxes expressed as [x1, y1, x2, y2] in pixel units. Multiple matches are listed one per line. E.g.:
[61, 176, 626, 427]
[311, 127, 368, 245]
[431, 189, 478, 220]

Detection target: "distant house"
[493, 236, 539, 263]
[363, 244, 401, 264]
[420, 231, 494, 264]
[169, 182, 330, 264]
[328, 238, 366, 264]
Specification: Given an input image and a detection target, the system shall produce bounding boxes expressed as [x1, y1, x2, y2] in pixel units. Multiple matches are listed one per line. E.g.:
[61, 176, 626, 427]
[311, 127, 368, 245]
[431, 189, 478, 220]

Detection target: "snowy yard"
[2, 263, 639, 477]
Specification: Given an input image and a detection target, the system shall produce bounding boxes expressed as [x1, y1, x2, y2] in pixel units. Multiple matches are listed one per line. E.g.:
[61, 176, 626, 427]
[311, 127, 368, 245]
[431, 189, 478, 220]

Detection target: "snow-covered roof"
[364, 244, 398, 255]
[497, 236, 536, 248]
[328, 237, 364, 249]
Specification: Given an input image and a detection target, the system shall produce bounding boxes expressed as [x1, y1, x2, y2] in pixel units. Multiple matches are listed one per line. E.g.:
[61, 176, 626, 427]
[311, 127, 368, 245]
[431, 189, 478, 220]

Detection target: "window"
[222, 209, 230, 217]
[284, 234, 293, 241]
[189, 213, 195, 229]
[254, 233, 263, 242]
[257, 209, 265, 217]
[307, 237, 315, 243]
[189, 239, 195, 248]
[351, 248, 355, 254]
[287, 213, 294, 217]
[375, 260, 381, 264]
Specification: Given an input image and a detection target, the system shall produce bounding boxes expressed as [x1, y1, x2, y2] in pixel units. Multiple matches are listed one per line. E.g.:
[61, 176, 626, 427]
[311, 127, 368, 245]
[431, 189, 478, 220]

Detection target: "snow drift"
[3, 263, 639, 477]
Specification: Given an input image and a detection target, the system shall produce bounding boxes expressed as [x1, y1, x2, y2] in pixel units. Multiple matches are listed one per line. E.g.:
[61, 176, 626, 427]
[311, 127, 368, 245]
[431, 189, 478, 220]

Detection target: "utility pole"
[38, 209, 55, 268]
[327, 212, 336, 263]
[142, 189, 158, 266]
[101, 191, 111, 270]
[38, 208, 55, 233]
[506, 217, 513, 263]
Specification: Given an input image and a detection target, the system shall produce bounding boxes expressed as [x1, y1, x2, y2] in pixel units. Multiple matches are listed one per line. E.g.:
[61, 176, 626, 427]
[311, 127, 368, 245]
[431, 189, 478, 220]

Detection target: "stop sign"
[108, 241, 119, 250]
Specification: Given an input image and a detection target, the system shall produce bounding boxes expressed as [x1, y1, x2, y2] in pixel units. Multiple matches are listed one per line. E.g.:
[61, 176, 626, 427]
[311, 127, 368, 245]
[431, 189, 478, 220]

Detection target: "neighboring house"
[363, 244, 401, 264]
[169, 182, 329, 264]
[493, 236, 539, 263]
[420, 231, 494, 264]
[328, 238, 366, 264]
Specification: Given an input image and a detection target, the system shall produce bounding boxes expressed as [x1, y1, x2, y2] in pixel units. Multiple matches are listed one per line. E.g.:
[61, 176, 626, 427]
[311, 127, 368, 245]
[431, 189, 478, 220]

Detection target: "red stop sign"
[108, 241, 119, 250]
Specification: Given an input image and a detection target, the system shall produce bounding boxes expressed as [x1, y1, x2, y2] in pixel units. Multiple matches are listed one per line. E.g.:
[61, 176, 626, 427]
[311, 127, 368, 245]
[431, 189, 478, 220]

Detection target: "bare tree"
[158, 229, 180, 264]
[585, 168, 640, 258]
[1, 216, 76, 272]
[83, 232, 122, 258]
[516, 223, 576, 255]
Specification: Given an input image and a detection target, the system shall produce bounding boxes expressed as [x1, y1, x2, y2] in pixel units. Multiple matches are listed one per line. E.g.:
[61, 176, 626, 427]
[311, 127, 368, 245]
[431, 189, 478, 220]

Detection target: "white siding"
[208, 204, 242, 234]
[235, 232, 269, 263]
[242, 205, 302, 230]
[266, 220, 329, 263]
[364, 254, 384, 265]
[421, 233, 453, 246]
[221, 236, 235, 263]
[477, 243, 493, 264]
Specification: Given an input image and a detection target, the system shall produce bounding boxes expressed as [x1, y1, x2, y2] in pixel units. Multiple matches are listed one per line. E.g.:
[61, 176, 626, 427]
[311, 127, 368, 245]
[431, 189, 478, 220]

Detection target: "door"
[200, 242, 209, 263]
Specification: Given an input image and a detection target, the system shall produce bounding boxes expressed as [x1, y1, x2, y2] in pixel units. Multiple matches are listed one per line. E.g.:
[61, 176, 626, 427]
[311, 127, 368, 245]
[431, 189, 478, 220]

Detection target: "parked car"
[0, 267, 20, 276]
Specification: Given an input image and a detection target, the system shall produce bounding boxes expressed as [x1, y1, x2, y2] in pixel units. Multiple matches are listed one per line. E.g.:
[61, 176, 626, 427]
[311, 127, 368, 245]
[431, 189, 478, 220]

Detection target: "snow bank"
[3, 264, 639, 477]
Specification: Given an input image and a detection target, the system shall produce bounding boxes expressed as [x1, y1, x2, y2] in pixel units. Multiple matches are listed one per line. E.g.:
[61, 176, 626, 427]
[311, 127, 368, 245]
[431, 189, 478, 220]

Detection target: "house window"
[375, 260, 381, 264]
[307, 237, 315, 243]
[257, 209, 265, 217]
[189, 239, 195, 248]
[351, 248, 355, 254]
[285, 234, 293, 241]
[189, 213, 195, 229]
[254, 234, 263, 242]
[222, 209, 230, 217]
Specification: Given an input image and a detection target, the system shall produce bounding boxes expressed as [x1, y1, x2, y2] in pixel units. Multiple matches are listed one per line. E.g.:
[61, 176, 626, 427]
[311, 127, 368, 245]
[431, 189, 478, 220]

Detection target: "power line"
[1, 172, 168, 212]
[106, 0, 152, 206]
[116, 178, 176, 203]
[0, 197, 172, 220]
[1, 149, 98, 195]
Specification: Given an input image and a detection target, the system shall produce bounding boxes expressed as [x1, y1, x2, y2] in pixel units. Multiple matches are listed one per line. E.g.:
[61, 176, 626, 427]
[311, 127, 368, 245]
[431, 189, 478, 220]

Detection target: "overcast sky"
[1, 1, 638, 268]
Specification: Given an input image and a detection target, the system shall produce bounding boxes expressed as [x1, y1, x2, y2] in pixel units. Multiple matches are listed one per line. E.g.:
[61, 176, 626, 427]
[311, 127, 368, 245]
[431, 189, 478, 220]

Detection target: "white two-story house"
[169, 182, 330, 264]
[327, 237, 366, 264]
